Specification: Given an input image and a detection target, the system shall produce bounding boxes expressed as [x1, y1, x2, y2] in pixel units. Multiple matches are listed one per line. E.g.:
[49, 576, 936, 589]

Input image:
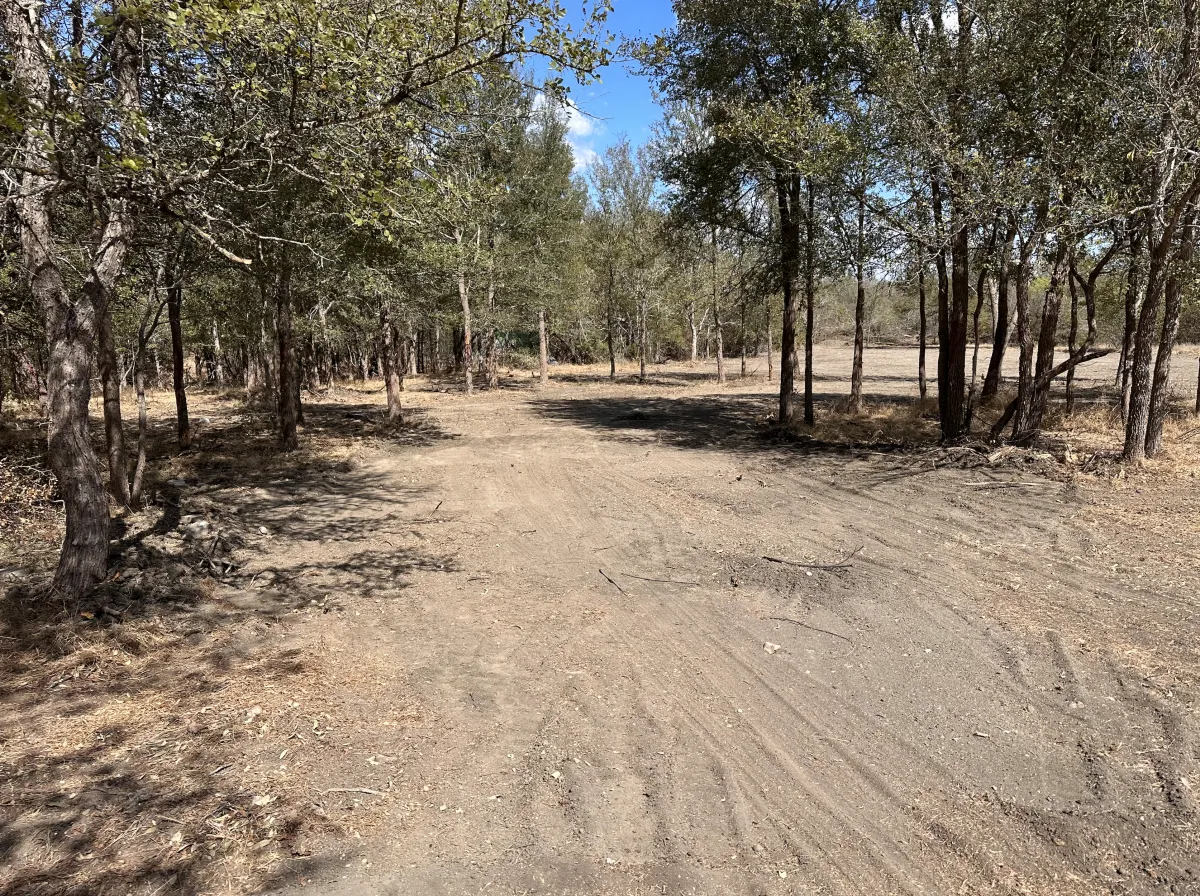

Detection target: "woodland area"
[1, 0, 1198, 598]
[2, 1, 1200, 895]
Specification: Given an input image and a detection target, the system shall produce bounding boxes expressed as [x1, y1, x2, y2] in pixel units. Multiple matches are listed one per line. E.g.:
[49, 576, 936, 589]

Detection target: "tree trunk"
[638, 293, 648, 383]
[850, 191, 867, 413]
[775, 175, 801, 424]
[381, 307, 403, 421]
[1023, 244, 1069, 437]
[92, 228, 132, 507]
[1119, 225, 1144, 421]
[212, 321, 224, 387]
[605, 263, 616, 380]
[1145, 212, 1197, 456]
[538, 309, 549, 387]
[131, 284, 166, 510]
[936, 178, 970, 442]
[5, 3, 108, 598]
[1124, 238, 1170, 462]
[803, 179, 817, 426]
[168, 275, 191, 447]
[740, 296, 748, 378]
[917, 260, 928, 400]
[276, 254, 300, 450]
[1065, 260, 1079, 416]
[458, 265, 474, 396]
[715, 308, 726, 385]
[981, 219, 1015, 400]
[1010, 212, 1042, 439]
[711, 229, 725, 385]
[688, 301, 699, 364]
[765, 298, 774, 383]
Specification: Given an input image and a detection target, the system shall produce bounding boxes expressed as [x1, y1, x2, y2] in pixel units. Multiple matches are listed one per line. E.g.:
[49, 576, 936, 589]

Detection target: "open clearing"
[3, 346, 1199, 896]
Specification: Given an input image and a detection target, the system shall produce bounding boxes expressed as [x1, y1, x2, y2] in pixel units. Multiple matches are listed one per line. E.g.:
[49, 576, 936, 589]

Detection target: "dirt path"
[242, 367, 1198, 896]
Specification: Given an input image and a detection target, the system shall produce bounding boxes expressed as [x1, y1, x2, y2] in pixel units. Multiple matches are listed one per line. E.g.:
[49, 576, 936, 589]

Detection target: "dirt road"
[240, 355, 1199, 896]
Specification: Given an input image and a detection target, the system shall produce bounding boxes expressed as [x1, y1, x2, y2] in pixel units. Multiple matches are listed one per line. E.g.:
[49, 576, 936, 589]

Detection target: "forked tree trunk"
[131, 284, 167, 509]
[92, 217, 132, 507]
[6, 3, 108, 598]
[981, 219, 1016, 400]
[1023, 244, 1069, 437]
[538, 309, 549, 387]
[1145, 211, 1197, 455]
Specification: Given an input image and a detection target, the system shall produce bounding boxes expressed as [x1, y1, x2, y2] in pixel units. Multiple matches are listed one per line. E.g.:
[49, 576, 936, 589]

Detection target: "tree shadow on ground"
[530, 391, 946, 456]
[0, 398, 456, 896]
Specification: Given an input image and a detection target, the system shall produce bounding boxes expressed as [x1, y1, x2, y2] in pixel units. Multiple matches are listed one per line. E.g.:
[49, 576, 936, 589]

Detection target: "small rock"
[184, 520, 210, 540]
[167, 478, 186, 487]
[764, 642, 782, 655]
[258, 526, 269, 535]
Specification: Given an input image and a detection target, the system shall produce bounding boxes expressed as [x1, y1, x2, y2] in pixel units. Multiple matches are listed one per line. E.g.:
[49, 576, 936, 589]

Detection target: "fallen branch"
[319, 787, 382, 796]
[620, 572, 699, 586]
[762, 545, 863, 571]
[766, 616, 854, 644]
[598, 569, 626, 594]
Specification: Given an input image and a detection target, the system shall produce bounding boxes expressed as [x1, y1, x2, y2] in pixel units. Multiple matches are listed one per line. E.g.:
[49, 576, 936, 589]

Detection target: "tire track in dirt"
[266, 389, 1198, 896]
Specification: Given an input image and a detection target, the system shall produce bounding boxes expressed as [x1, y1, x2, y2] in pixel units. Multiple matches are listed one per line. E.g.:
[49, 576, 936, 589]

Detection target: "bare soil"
[3, 345, 1199, 896]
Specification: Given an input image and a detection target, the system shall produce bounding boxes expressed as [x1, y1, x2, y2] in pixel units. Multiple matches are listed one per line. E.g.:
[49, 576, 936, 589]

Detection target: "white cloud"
[570, 143, 599, 174]
[565, 103, 595, 139]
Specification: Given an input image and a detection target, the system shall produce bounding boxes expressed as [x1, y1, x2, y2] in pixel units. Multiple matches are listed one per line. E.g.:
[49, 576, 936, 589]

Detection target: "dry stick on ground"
[766, 616, 855, 644]
[762, 545, 864, 571]
[619, 572, 700, 586]
[598, 569, 627, 594]
[319, 787, 382, 796]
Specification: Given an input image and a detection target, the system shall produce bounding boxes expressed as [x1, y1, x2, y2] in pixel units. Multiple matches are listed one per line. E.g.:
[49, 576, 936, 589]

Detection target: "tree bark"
[981, 217, 1016, 400]
[1065, 259, 1079, 416]
[275, 253, 300, 450]
[1010, 205, 1045, 438]
[538, 309, 549, 387]
[168, 273, 192, 446]
[6, 2, 108, 598]
[688, 301, 699, 364]
[917, 252, 928, 400]
[765, 298, 774, 383]
[1146, 210, 1197, 455]
[712, 229, 725, 385]
[380, 306, 403, 421]
[1023, 243, 1069, 437]
[850, 190, 867, 414]
[91, 214, 132, 507]
[1119, 224, 1145, 421]
[458, 260, 474, 395]
[803, 179, 817, 426]
[132, 274, 167, 509]
[775, 174, 801, 424]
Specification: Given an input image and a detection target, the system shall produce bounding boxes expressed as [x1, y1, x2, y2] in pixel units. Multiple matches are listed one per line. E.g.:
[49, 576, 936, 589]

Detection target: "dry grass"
[0, 393, 428, 896]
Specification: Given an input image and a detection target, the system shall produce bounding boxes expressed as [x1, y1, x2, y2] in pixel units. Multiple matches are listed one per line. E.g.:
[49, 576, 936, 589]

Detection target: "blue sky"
[553, 0, 676, 172]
